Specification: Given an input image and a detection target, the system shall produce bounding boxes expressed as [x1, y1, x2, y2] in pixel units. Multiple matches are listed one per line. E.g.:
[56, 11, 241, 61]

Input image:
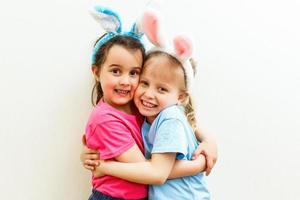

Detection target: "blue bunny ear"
[90, 6, 122, 33]
[128, 22, 143, 40]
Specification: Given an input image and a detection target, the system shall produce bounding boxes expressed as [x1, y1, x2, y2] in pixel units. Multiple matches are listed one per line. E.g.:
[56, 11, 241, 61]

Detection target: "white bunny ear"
[90, 6, 122, 33]
[141, 10, 164, 47]
[173, 36, 193, 60]
[173, 36, 195, 90]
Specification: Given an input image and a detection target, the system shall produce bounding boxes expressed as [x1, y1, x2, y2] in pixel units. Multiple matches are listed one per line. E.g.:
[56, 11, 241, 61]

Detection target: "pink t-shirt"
[85, 100, 147, 199]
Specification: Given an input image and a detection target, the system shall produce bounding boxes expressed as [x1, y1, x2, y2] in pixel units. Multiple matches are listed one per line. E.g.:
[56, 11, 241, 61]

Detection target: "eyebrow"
[108, 64, 141, 70]
[108, 64, 121, 68]
[158, 83, 170, 89]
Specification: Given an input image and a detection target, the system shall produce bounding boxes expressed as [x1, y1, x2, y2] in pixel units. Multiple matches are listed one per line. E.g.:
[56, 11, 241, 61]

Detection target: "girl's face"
[95, 45, 143, 113]
[134, 55, 186, 123]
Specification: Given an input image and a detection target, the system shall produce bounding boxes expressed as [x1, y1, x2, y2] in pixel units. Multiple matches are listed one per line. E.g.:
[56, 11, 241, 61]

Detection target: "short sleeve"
[151, 118, 187, 160]
[86, 117, 135, 160]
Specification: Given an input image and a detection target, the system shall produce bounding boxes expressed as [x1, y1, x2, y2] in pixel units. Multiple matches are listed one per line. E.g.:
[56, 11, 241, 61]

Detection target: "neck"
[145, 116, 155, 124]
[102, 98, 134, 115]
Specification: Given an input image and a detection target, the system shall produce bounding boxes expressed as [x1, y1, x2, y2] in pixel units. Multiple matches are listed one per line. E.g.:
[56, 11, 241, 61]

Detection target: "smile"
[141, 100, 156, 108]
[115, 89, 130, 96]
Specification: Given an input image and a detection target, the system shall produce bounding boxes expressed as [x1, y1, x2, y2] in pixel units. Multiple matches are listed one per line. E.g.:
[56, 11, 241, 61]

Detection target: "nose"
[119, 75, 130, 85]
[143, 87, 155, 99]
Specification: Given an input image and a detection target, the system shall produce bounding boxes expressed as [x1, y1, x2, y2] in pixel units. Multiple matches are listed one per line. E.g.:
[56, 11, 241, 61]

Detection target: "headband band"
[141, 10, 195, 90]
[90, 6, 144, 65]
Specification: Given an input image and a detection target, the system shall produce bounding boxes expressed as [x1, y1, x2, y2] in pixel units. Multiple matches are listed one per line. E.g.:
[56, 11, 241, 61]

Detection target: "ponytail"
[91, 81, 103, 106]
[183, 94, 197, 132]
[183, 57, 198, 131]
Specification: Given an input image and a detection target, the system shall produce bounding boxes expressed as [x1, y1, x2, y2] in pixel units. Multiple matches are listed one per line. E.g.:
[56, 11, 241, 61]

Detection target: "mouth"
[115, 89, 130, 96]
[141, 100, 157, 108]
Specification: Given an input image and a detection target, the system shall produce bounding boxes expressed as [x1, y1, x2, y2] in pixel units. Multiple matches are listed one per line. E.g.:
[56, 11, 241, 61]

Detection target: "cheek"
[160, 95, 177, 106]
[131, 78, 140, 90]
[133, 91, 141, 106]
[134, 86, 142, 98]
[99, 78, 110, 88]
[134, 86, 145, 102]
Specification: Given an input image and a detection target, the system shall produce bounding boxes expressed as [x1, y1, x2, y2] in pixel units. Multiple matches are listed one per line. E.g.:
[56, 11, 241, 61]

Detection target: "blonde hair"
[145, 52, 198, 131]
[182, 58, 198, 131]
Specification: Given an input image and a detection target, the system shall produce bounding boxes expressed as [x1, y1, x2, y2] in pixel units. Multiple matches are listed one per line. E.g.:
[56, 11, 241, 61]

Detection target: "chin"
[137, 108, 148, 116]
[139, 109, 156, 118]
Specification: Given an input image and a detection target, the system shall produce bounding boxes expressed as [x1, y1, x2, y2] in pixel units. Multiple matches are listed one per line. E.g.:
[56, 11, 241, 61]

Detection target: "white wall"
[0, 0, 299, 199]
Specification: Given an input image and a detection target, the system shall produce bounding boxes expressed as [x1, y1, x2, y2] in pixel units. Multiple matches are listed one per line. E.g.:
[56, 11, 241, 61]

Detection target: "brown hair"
[91, 35, 146, 106]
[145, 51, 198, 131]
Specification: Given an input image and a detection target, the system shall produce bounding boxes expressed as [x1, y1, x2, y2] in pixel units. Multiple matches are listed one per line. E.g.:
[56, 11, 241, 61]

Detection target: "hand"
[192, 139, 218, 176]
[92, 159, 107, 177]
[80, 135, 100, 171]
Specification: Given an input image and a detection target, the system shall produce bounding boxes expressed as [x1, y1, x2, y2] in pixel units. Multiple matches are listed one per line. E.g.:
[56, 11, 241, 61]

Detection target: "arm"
[92, 144, 146, 178]
[164, 128, 217, 178]
[114, 144, 146, 162]
[94, 117, 207, 181]
[80, 134, 100, 171]
[96, 153, 176, 185]
[193, 128, 218, 175]
[83, 139, 206, 179]
[81, 132, 145, 178]
[168, 154, 206, 179]
[84, 115, 146, 173]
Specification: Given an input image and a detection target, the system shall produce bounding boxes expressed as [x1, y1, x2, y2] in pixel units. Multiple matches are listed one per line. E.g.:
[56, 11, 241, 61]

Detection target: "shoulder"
[151, 105, 187, 132]
[90, 104, 124, 122]
[156, 105, 185, 122]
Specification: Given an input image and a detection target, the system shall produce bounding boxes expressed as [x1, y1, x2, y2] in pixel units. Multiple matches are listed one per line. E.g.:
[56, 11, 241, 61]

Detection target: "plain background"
[0, 0, 299, 199]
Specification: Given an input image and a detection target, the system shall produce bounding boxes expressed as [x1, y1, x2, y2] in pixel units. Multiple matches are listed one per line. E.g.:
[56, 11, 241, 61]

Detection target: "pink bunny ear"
[173, 36, 193, 60]
[142, 11, 162, 47]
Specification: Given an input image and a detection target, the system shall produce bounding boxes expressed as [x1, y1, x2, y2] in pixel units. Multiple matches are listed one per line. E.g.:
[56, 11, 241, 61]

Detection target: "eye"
[129, 69, 140, 77]
[140, 80, 148, 87]
[158, 87, 168, 93]
[111, 68, 121, 75]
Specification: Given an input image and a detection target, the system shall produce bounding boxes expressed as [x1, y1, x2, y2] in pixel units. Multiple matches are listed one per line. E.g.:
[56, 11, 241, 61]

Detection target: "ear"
[92, 65, 100, 81]
[141, 10, 162, 47]
[173, 36, 193, 60]
[177, 92, 188, 105]
[90, 6, 122, 33]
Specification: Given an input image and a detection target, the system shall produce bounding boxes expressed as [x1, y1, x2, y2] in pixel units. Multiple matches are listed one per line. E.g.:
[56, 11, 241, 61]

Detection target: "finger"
[193, 150, 206, 160]
[192, 148, 204, 160]
[90, 154, 100, 160]
[84, 164, 95, 171]
[205, 158, 214, 176]
[83, 145, 97, 153]
[85, 148, 99, 154]
[193, 148, 202, 157]
[213, 157, 218, 165]
[192, 154, 199, 160]
[85, 154, 100, 160]
[84, 160, 96, 166]
[82, 134, 87, 145]
[85, 160, 99, 166]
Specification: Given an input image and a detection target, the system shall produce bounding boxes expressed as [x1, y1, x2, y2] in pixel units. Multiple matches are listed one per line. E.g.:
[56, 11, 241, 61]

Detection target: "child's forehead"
[143, 55, 181, 72]
[105, 45, 143, 67]
[142, 57, 185, 85]
[144, 55, 171, 68]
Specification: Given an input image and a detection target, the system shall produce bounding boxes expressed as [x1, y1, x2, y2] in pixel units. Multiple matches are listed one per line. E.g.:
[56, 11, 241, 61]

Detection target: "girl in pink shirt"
[84, 6, 148, 200]
[83, 6, 217, 200]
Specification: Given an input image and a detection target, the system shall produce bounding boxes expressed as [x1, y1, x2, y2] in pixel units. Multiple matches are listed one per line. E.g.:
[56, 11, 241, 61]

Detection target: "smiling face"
[134, 53, 186, 123]
[94, 44, 143, 113]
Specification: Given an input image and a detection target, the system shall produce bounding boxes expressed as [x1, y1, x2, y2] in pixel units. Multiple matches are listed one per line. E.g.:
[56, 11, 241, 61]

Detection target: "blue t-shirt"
[142, 105, 211, 200]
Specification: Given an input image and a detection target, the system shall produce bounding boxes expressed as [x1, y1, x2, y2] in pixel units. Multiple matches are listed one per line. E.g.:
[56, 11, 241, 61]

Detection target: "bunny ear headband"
[90, 6, 144, 64]
[141, 10, 195, 91]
